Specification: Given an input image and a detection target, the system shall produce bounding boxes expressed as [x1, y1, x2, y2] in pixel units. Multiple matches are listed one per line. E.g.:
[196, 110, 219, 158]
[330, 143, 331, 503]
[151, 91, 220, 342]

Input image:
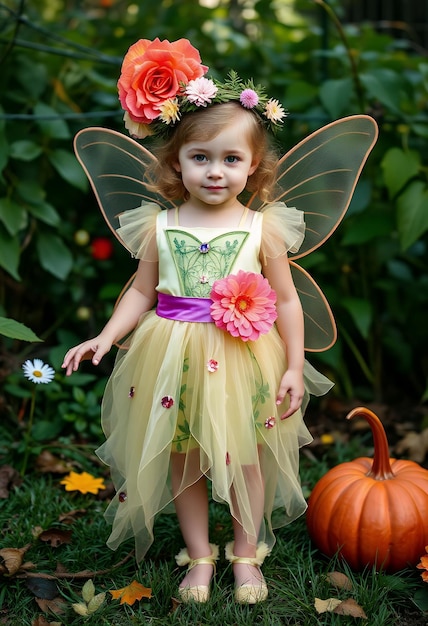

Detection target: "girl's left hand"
[276, 369, 304, 420]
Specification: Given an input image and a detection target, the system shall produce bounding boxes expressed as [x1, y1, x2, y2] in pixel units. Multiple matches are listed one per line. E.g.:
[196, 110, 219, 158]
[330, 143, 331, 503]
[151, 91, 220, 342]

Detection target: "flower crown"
[118, 37, 287, 140]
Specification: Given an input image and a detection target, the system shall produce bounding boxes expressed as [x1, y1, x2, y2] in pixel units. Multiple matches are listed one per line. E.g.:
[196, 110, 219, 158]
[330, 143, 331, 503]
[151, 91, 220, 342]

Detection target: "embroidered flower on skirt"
[264, 416, 276, 429]
[128, 386, 135, 398]
[207, 359, 219, 373]
[161, 395, 174, 408]
[199, 242, 210, 254]
[210, 270, 277, 341]
[119, 491, 127, 502]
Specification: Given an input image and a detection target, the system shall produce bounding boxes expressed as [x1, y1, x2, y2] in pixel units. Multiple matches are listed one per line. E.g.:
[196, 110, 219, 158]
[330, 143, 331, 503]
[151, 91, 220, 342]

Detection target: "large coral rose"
[118, 38, 208, 125]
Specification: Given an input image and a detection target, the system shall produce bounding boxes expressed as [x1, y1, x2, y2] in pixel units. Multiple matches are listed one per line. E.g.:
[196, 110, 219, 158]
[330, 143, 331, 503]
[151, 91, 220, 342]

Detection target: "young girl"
[62, 38, 333, 604]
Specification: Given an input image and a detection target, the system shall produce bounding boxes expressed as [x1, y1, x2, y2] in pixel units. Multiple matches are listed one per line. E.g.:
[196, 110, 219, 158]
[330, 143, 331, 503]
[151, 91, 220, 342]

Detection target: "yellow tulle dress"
[96, 202, 333, 561]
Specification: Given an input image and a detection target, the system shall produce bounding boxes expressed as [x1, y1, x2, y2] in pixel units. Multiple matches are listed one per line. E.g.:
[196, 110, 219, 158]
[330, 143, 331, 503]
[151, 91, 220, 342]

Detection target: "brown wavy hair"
[147, 102, 279, 204]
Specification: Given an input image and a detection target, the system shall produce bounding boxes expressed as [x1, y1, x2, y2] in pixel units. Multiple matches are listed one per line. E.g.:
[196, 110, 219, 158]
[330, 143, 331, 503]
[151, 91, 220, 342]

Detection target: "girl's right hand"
[62, 336, 113, 376]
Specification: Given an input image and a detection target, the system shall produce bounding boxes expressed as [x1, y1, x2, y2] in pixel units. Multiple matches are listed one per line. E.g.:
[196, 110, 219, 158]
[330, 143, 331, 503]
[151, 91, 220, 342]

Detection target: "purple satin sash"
[156, 292, 214, 323]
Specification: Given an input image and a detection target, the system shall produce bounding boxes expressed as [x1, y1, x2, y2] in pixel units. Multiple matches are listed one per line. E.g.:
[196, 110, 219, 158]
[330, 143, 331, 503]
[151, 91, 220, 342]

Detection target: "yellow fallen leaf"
[82, 579, 95, 603]
[87, 592, 106, 613]
[315, 597, 342, 614]
[72, 602, 88, 616]
[110, 580, 152, 605]
[60, 471, 105, 495]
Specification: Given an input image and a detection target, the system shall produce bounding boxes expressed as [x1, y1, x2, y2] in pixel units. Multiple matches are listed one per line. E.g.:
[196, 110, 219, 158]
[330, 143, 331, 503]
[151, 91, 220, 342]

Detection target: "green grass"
[0, 454, 425, 625]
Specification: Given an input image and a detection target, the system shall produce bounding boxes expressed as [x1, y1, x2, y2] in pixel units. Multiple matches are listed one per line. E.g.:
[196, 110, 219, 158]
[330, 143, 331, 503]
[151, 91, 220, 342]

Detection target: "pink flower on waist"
[210, 270, 277, 341]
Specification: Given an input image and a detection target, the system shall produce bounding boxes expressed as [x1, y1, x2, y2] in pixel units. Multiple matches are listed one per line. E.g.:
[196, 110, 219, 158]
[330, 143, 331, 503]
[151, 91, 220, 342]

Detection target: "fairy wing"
[74, 127, 175, 253]
[75, 118, 377, 352]
[253, 115, 378, 351]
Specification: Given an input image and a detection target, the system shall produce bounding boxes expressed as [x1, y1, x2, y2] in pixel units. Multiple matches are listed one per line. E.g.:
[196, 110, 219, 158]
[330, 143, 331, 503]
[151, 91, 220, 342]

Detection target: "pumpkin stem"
[346, 407, 395, 480]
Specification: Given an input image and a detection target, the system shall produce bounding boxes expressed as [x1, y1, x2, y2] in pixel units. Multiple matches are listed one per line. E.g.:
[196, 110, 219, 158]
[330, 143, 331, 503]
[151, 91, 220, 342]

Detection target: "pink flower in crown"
[240, 89, 259, 109]
[186, 77, 218, 106]
[210, 271, 277, 341]
[118, 38, 208, 126]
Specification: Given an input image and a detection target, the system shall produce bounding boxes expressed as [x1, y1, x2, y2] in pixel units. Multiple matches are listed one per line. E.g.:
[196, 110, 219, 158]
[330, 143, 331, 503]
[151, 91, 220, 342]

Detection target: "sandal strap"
[175, 543, 219, 573]
[225, 541, 271, 567]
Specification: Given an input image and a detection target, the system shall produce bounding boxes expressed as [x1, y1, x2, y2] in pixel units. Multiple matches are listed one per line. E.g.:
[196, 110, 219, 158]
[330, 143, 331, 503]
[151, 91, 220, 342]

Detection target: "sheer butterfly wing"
[290, 262, 337, 352]
[75, 118, 377, 352]
[74, 127, 176, 253]
[251, 115, 378, 351]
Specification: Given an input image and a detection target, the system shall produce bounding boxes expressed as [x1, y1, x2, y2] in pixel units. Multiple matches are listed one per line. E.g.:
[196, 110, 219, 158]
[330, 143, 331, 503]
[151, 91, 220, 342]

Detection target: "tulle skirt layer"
[96, 312, 332, 561]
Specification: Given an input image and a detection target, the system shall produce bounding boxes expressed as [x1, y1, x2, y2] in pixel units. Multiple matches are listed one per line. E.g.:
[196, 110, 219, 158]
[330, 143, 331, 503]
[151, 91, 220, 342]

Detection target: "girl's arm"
[62, 258, 158, 376]
[262, 253, 305, 419]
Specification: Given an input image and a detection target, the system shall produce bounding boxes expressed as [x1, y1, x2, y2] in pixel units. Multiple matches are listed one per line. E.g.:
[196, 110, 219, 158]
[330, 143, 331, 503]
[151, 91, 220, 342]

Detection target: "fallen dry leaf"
[82, 579, 96, 604]
[54, 562, 69, 576]
[58, 508, 86, 524]
[32, 616, 62, 626]
[0, 465, 21, 498]
[0, 545, 31, 575]
[35, 450, 73, 474]
[32, 526, 44, 539]
[71, 578, 106, 616]
[326, 571, 353, 591]
[34, 597, 67, 615]
[38, 529, 72, 547]
[315, 597, 342, 614]
[27, 576, 59, 600]
[110, 580, 152, 605]
[334, 597, 367, 618]
[72, 602, 89, 616]
[395, 429, 428, 463]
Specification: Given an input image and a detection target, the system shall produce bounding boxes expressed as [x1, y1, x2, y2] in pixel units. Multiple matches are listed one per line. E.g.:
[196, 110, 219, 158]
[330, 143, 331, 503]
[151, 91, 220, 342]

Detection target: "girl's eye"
[225, 155, 239, 163]
[193, 154, 206, 162]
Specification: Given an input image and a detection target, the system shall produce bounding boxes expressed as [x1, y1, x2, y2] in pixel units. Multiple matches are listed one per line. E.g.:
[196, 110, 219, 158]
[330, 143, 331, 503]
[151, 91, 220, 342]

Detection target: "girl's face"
[175, 118, 259, 211]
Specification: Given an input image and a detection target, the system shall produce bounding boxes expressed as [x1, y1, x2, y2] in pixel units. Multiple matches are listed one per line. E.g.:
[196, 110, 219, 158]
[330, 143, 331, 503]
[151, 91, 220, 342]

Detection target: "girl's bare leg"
[171, 450, 214, 588]
[231, 462, 266, 587]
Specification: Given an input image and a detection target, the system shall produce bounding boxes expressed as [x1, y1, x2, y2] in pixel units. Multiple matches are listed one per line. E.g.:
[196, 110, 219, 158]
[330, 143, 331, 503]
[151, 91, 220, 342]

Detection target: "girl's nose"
[207, 162, 223, 178]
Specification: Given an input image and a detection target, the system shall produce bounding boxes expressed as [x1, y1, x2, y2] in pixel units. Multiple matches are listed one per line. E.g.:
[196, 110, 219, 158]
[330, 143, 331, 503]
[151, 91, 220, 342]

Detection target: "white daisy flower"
[22, 359, 55, 384]
[264, 98, 287, 124]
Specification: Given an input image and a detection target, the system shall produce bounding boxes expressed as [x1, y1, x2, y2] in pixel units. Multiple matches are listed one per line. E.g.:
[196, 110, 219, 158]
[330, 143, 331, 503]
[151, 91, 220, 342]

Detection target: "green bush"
[0, 0, 427, 439]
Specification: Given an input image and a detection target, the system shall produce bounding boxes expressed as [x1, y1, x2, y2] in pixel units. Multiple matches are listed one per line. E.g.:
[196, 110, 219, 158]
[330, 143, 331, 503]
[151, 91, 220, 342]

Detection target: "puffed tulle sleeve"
[116, 202, 161, 262]
[260, 202, 305, 264]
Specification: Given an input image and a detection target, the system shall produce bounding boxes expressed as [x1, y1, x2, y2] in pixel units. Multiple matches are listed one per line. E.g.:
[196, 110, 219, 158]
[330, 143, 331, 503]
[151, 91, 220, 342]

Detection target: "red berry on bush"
[91, 237, 113, 260]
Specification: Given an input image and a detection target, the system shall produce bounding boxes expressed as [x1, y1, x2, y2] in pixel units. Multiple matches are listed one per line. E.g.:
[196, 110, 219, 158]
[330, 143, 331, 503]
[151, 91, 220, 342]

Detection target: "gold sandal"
[225, 542, 270, 604]
[175, 543, 219, 603]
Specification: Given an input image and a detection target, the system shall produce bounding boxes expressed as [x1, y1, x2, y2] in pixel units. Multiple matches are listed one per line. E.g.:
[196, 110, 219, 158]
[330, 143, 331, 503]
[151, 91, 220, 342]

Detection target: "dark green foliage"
[0, 1, 427, 430]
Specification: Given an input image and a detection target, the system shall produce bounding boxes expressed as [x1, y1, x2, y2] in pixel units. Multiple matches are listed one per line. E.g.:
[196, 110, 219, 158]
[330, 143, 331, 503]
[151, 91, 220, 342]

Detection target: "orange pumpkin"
[306, 406, 428, 572]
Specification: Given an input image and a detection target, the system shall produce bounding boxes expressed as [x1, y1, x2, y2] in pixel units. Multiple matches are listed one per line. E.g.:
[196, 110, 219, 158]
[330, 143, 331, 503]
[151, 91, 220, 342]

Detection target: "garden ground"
[1, 397, 428, 625]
